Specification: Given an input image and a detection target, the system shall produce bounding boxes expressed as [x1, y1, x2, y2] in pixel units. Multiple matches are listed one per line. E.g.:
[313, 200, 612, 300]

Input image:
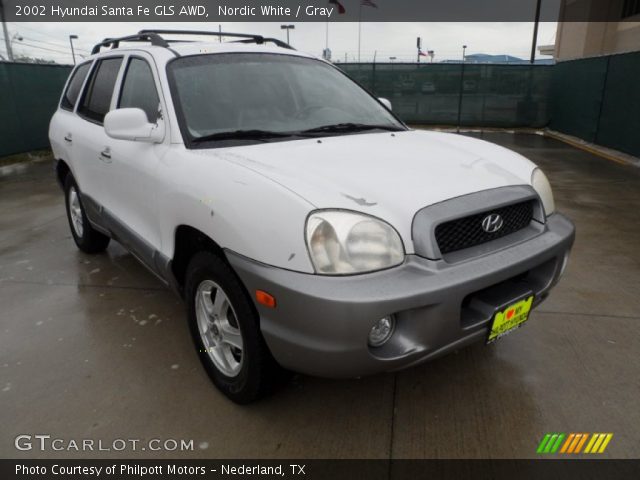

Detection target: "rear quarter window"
[78, 57, 123, 124]
[61, 62, 91, 111]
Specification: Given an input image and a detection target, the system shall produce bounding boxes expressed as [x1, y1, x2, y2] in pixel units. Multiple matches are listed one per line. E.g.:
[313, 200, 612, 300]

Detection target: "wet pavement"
[0, 133, 639, 459]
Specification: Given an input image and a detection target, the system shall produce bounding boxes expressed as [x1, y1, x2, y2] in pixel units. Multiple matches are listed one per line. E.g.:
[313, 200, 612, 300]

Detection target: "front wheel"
[185, 252, 283, 404]
[64, 175, 110, 254]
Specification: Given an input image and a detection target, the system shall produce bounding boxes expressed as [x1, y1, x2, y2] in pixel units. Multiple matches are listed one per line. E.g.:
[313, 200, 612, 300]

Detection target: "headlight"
[305, 210, 405, 275]
[531, 168, 555, 216]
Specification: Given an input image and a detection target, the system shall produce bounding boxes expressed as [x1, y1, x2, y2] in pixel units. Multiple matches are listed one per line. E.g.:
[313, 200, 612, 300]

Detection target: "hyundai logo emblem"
[481, 213, 504, 233]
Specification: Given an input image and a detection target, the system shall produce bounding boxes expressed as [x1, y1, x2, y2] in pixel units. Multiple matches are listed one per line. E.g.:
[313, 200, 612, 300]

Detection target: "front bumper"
[226, 213, 575, 378]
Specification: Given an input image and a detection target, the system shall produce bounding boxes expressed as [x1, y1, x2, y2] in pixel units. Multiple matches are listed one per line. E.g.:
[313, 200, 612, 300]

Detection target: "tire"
[185, 251, 283, 404]
[64, 174, 110, 254]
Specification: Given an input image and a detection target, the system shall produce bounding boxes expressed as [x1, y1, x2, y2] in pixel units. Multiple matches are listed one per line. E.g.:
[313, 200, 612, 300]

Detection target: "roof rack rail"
[91, 30, 295, 56]
[230, 38, 295, 49]
[137, 29, 295, 50]
[91, 32, 169, 55]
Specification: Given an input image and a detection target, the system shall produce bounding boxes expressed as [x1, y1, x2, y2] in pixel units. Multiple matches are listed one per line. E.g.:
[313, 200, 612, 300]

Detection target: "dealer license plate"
[487, 295, 534, 344]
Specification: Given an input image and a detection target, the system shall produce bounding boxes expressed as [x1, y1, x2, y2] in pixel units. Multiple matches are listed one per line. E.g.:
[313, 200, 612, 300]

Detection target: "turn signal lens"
[255, 290, 276, 308]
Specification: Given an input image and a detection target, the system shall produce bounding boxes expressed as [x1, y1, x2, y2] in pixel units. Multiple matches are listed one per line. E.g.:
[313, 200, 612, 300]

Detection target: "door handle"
[100, 148, 112, 161]
[64, 134, 72, 143]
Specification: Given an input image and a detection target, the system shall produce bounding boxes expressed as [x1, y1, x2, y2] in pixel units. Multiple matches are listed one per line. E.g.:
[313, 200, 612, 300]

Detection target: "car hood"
[209, 130, 537, 252]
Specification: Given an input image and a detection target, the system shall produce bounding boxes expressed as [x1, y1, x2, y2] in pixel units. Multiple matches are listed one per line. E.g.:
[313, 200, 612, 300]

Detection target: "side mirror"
[104, 108, 163, 143]
[378, 98, 392, 111]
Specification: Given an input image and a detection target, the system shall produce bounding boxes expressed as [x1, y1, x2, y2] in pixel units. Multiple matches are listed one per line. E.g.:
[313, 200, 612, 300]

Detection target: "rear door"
[73, 56, 124, 214]
[49, 61, 92, 184]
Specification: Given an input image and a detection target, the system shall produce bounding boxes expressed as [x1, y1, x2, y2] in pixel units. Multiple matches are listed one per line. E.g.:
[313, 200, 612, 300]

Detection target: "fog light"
[368, 316, 395, 347]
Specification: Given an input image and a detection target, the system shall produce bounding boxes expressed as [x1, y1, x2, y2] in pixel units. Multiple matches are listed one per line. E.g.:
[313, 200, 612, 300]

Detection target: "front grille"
[435, 200, 534, 254]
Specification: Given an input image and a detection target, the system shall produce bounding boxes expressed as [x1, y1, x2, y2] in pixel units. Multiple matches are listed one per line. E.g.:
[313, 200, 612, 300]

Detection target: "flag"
[361, 0, 379, 7]
[419, 50, 427, 57]
[329, 0, 346, 14]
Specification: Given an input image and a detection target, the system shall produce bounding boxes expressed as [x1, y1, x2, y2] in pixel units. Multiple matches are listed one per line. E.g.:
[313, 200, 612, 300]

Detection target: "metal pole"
[280, 25, 294, 46]
[0, 0, 13, 62]
[530, 0, 542, 64]
[69, 35, 77, 65]
[218, 24, 222, 42]
[456, 45, 467, 133]
[325, 21, 329, 51]
[372, 56, 377, 92]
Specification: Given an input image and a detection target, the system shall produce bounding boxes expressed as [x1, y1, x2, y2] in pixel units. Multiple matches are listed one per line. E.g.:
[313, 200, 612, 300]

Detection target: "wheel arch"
[55, 159, 71, 190]
[170, 225, 262, 321]
[171, 225, 228, 291]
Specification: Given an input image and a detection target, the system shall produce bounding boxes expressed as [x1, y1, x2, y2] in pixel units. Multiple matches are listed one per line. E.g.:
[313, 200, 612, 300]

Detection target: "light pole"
[6, 33, 21, 61]
[1, 0, 14, 61]
[530, 0, 542, 64]
[10, 33, 22, 49]
[280, 25, 294, 45]
[457, 45, 468, 133]
[69, 34, 78, 65]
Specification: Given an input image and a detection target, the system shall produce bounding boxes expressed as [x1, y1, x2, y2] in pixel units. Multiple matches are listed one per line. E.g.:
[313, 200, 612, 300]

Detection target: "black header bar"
[3, 0, 635, 22]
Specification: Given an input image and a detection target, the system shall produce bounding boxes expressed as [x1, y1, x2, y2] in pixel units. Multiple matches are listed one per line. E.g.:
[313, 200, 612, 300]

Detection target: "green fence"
[0, 62, 72, 157]
[550, 51, 640, 158]
[338, 63, 554, 128]
[1, 54, 639, 159]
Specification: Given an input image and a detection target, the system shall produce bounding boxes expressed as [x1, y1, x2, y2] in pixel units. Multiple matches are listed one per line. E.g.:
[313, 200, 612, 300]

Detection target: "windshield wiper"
[192, 129, 296, 143]
[299, 123, 404, 135]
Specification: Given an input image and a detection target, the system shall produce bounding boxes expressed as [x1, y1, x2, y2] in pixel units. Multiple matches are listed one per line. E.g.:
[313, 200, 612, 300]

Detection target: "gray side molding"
[412, 185, 545, 260]
[81, 193, 180, 293]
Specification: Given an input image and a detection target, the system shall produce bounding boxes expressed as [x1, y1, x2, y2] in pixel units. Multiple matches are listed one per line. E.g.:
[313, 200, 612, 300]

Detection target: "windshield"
[167, 53, 404, 146]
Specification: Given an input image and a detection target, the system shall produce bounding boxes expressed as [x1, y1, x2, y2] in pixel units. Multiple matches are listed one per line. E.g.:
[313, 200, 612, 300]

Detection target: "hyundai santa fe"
[49, 30, 575, 403]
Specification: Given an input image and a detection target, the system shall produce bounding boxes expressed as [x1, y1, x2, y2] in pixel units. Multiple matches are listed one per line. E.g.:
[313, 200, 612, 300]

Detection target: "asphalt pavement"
[1, 133, 638, 459]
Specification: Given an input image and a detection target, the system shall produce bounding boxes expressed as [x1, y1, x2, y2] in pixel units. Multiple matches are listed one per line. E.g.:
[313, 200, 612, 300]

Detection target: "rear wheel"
[185, 251, 283, 404]
[64, 175, 110, 254]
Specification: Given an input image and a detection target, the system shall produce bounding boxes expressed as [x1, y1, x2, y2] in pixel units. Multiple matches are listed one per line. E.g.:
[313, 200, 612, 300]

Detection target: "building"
[538, 45, 556, 58]
[440, 54, 554, 65]
[554, 0, 640, 60]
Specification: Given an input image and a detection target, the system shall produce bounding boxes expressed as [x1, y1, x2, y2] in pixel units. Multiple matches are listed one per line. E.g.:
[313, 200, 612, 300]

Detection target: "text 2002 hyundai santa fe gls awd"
[49, 30, 575, 403]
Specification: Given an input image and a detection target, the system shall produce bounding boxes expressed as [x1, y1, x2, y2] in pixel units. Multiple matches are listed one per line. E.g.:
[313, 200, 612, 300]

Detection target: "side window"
[78, 57, 123, 124]
[61, 62, 91, 111]
[118, 58, 161, 123]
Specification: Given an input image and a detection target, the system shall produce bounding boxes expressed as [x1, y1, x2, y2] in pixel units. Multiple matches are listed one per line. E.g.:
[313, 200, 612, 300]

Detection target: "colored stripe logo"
[537, 433, 613, 454]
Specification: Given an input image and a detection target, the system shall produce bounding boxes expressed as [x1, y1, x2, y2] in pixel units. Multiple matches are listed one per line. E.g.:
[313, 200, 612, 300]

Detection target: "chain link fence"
[550, 51, 640, 158]
[0, 62, 71, 158]
[1, 53, 639, 159]
[338, 63, 553, 128]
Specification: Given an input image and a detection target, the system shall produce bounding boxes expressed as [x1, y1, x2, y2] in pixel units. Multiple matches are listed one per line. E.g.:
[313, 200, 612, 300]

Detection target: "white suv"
[50, 30, 575, 403]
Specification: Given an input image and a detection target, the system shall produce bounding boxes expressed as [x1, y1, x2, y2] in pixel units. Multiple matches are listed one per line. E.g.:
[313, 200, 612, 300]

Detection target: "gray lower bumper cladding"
[226, 213, 575, 378]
